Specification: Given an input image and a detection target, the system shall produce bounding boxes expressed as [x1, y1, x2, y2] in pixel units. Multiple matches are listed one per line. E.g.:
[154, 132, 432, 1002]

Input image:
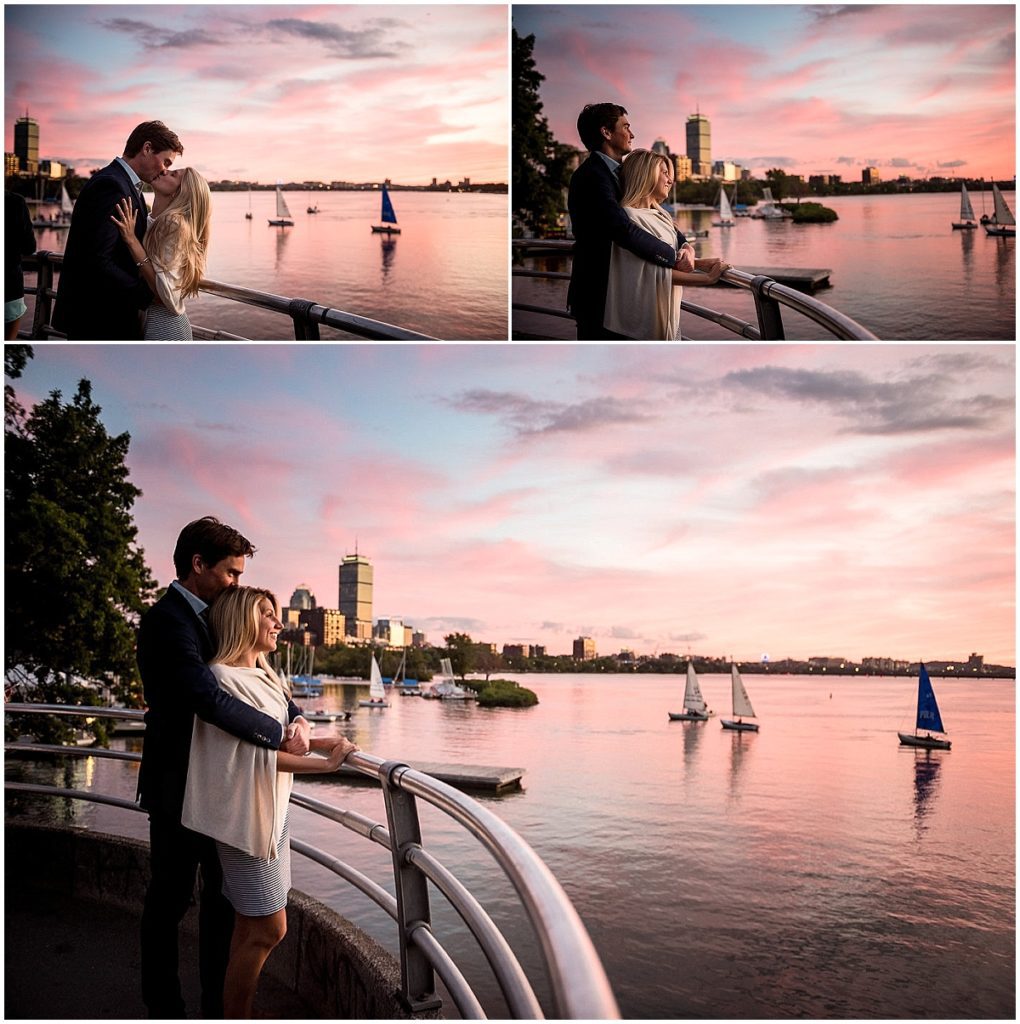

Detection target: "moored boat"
[897, 663, 951, 750]
[268, 184, 294, 227]
[371, 184, 401, 234]
[951, 183, 978, 229]
[359, 655, 390, 708]
[983, 183, 1015, 237]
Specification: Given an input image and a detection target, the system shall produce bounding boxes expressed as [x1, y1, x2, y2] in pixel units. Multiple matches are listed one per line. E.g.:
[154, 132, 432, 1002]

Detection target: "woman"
[604, 149, 731, 339]
[181, 586, 358, 1018]
[110, 166, 211, 339]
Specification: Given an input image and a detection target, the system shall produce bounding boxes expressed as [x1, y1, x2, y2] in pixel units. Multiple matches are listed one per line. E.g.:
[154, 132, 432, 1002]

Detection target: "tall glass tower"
[14, 115, 39, 174]
[685, 113, 711, 178]
[338, 554, 373, 638]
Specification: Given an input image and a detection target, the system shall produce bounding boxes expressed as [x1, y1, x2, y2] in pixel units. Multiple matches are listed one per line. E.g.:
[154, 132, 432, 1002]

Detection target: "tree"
[444, 632, 476, 679]
[512, 29, 573, 237]
[5, 368, 156, 740]
[765, 168, 789, 201]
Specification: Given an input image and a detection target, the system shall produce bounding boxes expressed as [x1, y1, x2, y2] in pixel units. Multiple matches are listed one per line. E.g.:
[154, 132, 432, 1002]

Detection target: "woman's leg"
[223, 908, 287, 1018]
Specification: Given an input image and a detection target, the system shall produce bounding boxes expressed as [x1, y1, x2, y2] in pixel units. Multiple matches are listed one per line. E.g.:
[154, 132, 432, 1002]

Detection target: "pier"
[335, 760, 525, 793]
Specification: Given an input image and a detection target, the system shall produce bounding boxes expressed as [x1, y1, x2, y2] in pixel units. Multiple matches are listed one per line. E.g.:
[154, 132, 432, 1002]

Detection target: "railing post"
[749, 275, 786, 340]
[380, 760, 443, 1013]
[288, 298, 320, 340]
[31, 251, 54, 339]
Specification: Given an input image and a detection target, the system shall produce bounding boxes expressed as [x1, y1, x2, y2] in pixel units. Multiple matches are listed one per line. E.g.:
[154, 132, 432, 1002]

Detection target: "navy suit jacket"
[136, 585, 301, 822]
[567, 153, 685, 329]
[53, 159, 152, 340]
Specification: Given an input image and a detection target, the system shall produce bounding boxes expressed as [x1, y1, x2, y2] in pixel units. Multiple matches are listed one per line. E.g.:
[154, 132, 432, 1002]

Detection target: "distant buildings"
[302, 607, 346, 647]
[573, 636, 596, 660]
[338, 554, 373, 640]
[289, 584, 316, 610]
[862, 166, 881, 185]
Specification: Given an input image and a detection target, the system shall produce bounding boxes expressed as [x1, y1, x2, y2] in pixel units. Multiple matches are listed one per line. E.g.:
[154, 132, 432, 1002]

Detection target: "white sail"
[369, 656, 386, 699]
[731, 665, 755, 718]
[718, 187, 733, 221]
[959, 184, 975, 221]
[60, 183, 74, 215]
[276, 186, 292, 219]
[683, 663, 707, 713]
[991, 183, 1015, 225]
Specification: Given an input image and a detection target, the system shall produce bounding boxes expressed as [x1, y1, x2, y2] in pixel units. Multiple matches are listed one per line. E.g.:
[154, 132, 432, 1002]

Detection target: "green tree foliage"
[5, 370, 156, 740]
[512, 29, 573, 237]
[444, 632, 476, 679]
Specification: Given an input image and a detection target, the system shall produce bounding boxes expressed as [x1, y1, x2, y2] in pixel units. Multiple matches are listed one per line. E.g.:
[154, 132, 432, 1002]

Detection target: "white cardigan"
[181, 664, 293, 860]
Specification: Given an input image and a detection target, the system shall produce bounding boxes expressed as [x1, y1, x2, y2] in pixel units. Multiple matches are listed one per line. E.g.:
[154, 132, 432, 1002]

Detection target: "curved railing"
[4, 702, 619, 1020]
[512, 238, 877, 341]
[18, 251, 437, 341]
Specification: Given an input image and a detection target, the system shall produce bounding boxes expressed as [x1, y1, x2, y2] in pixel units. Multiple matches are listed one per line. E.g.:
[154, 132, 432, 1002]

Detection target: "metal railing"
[19, 251, 437, 341]
[4, 703, 619, 1020]
[512, 238, 878, 340]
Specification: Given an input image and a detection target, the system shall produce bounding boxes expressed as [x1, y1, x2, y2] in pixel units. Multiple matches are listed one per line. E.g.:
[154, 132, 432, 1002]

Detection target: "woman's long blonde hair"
[208, 586, 288, 695]
[144, 167, 211, 299]
[620, 149, 671, 209]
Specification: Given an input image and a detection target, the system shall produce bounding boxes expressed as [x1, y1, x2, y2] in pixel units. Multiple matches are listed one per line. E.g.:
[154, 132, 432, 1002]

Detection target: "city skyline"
[12, 344, 1015, 664]
[5, 4, 507, 185]
[513, 4, 1016, 181]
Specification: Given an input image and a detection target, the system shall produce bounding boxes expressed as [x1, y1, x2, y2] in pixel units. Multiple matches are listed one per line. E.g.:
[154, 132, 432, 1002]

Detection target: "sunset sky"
[514, 3, 1016, 181]
[12, 344, 1015, 665]
[5, 3, 507, 184]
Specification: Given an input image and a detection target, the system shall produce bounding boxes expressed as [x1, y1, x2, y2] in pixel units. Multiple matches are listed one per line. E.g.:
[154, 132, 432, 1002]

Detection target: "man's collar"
[596, 150, 621, 175]
[115, 156, 144, 190]
[170, 579, 207, 617]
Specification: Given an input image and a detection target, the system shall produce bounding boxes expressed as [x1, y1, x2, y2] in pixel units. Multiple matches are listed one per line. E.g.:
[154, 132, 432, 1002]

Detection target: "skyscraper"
[14, 114, 39, 175]
[685, 113, 711, 178]
[338, 554, 373, 639]
[289, 584, 316, 610]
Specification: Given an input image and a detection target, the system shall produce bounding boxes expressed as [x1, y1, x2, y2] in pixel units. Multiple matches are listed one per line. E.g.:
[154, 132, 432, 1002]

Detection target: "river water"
[515, 191, 1017, 341]
[30, 189, 507, 340]
[8, 673, 1014, 1019]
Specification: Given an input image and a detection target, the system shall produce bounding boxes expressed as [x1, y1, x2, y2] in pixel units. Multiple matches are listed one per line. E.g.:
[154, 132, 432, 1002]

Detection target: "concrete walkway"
[5, 882, 315, 1019]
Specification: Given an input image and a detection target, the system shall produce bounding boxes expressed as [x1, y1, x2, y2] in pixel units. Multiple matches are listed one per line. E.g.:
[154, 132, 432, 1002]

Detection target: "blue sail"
[380, 186, 398, 224]
[915, 663, 946, 733]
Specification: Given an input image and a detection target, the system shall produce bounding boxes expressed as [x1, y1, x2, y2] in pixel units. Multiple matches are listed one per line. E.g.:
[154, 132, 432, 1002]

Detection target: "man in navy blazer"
[567, 103, 693, 339]
[53, 121, 182, 340]
[137, 516, 309, 1018]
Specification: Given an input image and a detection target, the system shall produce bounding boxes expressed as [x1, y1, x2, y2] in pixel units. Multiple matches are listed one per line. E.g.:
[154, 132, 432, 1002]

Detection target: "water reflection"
[379, 236, 397, 280]
[911, 751, 943, 836]
[273, 224, 292, 268]
[679, 720, 705, 780]
[726, 730, 755, 802]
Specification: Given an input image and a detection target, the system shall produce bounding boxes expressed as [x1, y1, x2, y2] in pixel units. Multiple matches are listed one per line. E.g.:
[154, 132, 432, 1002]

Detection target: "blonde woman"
[181, 586, 358, 1018]
[605, 149, 731, 339]
[110, 166, 210, 339]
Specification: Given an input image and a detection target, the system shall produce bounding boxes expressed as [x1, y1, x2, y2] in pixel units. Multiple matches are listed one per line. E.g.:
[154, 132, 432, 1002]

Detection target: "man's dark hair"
[577, 103, 628, 152]
[123, 121, 184, 158]
[173, 516, 255, 579]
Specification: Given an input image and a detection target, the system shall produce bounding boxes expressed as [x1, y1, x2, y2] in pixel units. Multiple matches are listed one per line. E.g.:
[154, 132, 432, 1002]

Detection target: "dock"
[727, 266, 832, 292]
[333, 761, 525, 793]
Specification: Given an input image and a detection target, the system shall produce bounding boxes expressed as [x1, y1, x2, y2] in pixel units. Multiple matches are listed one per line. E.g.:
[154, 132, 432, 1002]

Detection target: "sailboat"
[668, 662, 712, 721]
[245, 187, 252, 220]
[720, 664, 759, 732]
[358, 655, 390, 707]
[423, 657, 472, 700]
[712, 186, 735, 227]
[751, 186, 788, 220]
[951, 183, 978, 229]
[371, 184, 401, 234]
[268, 184, 293, 227]
[983, 183, 1015, 237]
[897, 663, 951, 750]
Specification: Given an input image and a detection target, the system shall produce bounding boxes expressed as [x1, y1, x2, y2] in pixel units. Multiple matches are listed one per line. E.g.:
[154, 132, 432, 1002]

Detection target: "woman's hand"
[325, 737, 359, 771]
[110, 197, 138, 244]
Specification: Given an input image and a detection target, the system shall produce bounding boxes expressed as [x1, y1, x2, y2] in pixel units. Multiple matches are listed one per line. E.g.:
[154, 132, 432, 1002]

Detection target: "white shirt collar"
[115, 156, 144, 191]
[170, 579, 207, 617]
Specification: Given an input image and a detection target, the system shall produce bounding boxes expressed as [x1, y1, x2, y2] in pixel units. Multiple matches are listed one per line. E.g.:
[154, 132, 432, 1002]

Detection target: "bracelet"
[136, 256, 151, 268]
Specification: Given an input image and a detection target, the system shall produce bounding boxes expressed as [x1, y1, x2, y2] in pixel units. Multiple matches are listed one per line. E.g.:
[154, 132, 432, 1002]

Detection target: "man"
[137, 516, 310, 1018]
[567, 103, 694, 339]
[54, 121, 182, 340]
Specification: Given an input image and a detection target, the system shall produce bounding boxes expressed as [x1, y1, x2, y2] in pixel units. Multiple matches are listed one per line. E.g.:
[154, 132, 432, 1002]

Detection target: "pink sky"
[13, 344, 1015, 666]
[514, 4, 1015, 180]
[5, 4, 507, 184]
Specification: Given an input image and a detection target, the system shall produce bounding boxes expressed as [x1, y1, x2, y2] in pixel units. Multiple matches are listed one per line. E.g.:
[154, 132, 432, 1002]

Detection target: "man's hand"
[280, 716, 311, 755]
[677, 243, 697, 273]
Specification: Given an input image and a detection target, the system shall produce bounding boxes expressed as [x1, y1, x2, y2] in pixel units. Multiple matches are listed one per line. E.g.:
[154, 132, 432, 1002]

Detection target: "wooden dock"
[729, 266, 832, 292]
[332, 761, 525, 793]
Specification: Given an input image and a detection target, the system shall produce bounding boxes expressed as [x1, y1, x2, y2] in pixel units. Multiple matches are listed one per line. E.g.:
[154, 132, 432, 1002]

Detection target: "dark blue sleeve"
[586, 166, 677, 267]
[287, 700, 303, 722]
[141, 609, 284, 748]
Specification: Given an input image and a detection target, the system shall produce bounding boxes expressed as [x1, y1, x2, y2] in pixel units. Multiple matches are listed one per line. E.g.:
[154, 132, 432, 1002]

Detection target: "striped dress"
[217, 816, 291, 916]
[144, 303, 193, 339]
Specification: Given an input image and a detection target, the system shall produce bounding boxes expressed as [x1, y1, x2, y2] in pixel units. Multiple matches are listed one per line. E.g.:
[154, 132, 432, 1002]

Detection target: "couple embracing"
[54, 121, 210, 340]
[568, 103, 731, 340]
